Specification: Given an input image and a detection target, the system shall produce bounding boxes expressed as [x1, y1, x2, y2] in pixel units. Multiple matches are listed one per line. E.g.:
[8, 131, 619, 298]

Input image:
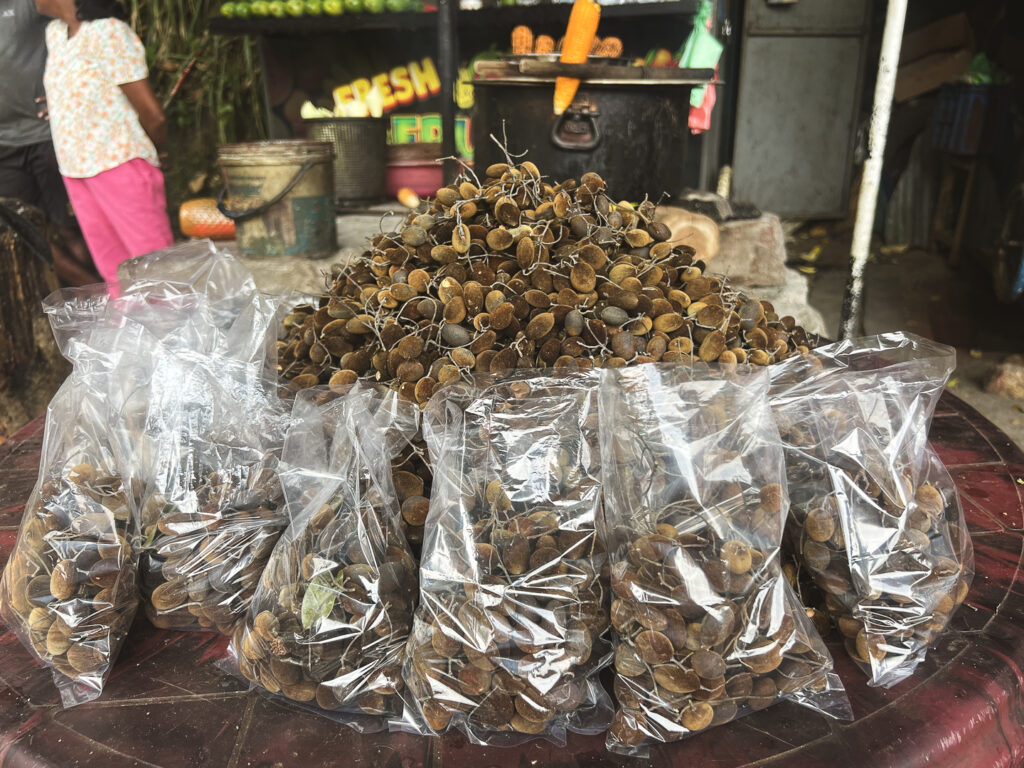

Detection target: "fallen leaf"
[802, 245, 821, 263]
[879, 243, 910, 257]
[969, 349, 983, 359]
[301, 573, 337, 630]
[947, 377, 959, 388]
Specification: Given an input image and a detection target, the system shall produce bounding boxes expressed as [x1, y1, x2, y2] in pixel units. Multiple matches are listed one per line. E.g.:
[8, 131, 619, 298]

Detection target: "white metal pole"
[840, 0, 908, 339]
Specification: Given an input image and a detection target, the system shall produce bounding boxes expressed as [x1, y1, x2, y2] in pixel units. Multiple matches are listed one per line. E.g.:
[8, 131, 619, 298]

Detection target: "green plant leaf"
[300, 573, 336, 629]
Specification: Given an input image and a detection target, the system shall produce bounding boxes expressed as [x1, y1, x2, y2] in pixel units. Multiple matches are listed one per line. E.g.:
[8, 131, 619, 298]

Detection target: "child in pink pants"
[37, 0, 173, 287]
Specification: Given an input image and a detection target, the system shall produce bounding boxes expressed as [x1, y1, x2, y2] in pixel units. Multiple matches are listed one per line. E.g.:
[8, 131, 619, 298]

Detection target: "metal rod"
[839, 0, 907, 340]
[438, 0, 459, 183]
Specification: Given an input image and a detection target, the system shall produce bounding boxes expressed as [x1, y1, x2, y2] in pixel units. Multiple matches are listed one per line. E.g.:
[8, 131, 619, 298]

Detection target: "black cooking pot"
[473, 75, 704, 201]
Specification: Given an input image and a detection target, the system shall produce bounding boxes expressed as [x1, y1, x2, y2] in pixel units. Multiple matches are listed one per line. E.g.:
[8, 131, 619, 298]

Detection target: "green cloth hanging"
[677, 0, 723, 107]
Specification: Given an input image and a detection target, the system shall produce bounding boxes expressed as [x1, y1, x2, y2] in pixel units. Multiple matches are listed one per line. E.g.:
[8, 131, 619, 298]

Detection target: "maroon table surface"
[1, 394, 1023, 768]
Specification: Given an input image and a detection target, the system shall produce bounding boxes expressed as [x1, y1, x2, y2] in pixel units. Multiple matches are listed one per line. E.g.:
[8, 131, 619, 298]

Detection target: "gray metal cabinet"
[732, 0, 871, 218]
[744, 0, 869, 34]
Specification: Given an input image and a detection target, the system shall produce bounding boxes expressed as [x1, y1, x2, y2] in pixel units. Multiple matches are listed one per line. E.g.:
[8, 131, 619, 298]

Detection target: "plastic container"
[385, 142, 443, 198]
[930, 83, 1010, 156]
[385, 162, 444, 199]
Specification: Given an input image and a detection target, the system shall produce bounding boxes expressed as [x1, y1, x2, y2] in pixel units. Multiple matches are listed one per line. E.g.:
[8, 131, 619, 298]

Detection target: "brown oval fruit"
[698, 330, 726, 362]
[615, 643, 647, 677]
[760, 483, 783, 513]
[748, 676, 778, 710]
[151, 581, 189, 612]
[50, 560, 77, 601]
[635, 630, 674, 665]
[66, 643, 105, 674]
[680, 702, 714, 731]
[691, 649, 726, 679]
[720, 540, 753, 575]
[570, 262, 596, 293]
[654, 665, 699, 693]
[805, 507, 836, 542]
[526, 312, 555, 340]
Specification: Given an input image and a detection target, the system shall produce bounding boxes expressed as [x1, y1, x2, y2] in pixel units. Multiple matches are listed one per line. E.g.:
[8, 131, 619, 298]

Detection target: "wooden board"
[894, 48, 973, 103]
[474, 59, 714, 84]
[899, 13, 973, 66]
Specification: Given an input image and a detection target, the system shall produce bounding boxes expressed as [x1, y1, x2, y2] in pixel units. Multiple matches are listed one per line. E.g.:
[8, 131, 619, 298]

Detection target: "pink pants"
[63, 158, 174, 286]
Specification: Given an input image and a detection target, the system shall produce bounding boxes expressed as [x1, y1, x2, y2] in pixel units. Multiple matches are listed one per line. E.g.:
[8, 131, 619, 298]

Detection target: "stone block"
[985, 357, 1024, 400]
[710, 213, 788, 288]
[743, 267, 829, 338]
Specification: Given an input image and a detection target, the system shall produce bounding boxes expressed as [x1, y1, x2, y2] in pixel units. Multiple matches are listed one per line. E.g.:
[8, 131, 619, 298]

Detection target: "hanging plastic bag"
[677, 0, 722, 133]
[402, 372, 613, 747]
[599, 364, 849, 757]
[770, 333, 973, 688]
[231, 385, 419, 731]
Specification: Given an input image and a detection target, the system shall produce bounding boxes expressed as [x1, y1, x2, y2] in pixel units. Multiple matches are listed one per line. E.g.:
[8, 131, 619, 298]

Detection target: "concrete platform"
[234, 207, 405, 295]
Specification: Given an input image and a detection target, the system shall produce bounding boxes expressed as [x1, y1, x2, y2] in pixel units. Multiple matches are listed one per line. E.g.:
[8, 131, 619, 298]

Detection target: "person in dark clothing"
[0, 0, 99, 286]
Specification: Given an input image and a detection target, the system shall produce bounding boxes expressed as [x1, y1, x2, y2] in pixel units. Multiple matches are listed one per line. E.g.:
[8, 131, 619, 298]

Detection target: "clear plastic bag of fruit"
[0, 249, 285, 706]
[0, 376, 138, 707]
[401, 371, 613, 747]
[598, 364, 850, 757]
[231, 385, 419, 732]
[0, 291, 193, 707]
[132, 348, 289, 634]
[770, 333, 973, 688]
[43, 242, 282, 392]
[77, 252, 287, 635]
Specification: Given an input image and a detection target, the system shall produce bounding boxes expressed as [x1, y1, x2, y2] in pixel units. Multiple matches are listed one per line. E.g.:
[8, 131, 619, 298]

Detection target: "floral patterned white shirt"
[44, 18, 159, 178]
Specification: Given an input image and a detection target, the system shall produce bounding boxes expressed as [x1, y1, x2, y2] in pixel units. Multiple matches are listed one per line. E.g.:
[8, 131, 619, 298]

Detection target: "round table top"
[1, 392, 1022, 768]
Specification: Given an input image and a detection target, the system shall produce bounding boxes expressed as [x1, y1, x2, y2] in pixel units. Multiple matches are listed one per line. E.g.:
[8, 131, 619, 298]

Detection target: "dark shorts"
[0, 140, 75, 229]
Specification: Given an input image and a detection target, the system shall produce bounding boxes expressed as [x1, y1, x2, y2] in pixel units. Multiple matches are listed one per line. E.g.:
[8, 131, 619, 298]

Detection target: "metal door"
[732, 0, 871, 218]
